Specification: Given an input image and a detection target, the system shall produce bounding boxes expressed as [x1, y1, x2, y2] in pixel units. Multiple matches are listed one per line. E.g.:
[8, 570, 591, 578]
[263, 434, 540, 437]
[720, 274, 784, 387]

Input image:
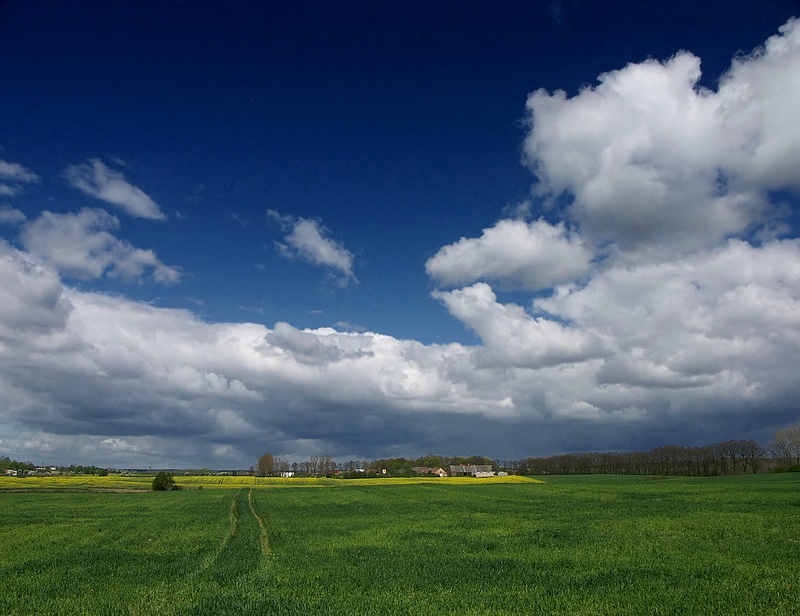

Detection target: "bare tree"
[770, 423, 800, 468]
[277, 457, 291, 473]
[319, 455, 335, 475]
[307, 456, 320, 476]
[256, 452, 275, 477]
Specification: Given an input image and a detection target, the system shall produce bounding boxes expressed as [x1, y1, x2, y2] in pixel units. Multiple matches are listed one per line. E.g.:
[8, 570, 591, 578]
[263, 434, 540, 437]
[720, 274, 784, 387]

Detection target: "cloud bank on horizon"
[2, 19, 800, 467]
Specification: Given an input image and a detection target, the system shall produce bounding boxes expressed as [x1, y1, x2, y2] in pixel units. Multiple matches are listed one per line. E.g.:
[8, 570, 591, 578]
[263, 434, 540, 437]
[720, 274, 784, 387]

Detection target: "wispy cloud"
[550, 0, 563, 26]
[0, 158, 40, 198]
[63, 159, 166, 220]
[231, 212, 250, 226]
[0, 159, 39, 183]
[268, 210, 357, 285]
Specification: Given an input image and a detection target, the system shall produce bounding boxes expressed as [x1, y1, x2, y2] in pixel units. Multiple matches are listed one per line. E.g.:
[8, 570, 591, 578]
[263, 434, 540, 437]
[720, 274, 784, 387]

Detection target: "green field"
[1, 474, 798, 615]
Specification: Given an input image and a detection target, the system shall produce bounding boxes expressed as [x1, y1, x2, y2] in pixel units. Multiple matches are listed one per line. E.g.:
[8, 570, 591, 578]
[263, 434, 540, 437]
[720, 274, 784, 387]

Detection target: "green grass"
[0, 474, 798, 614]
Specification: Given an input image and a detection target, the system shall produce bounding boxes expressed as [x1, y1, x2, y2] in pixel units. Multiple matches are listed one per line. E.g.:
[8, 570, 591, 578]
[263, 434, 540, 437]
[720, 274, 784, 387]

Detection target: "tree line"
[515, 440, 765, 476]
[0, 457, 108, 476]
[510, 424, 800, 476]
[254, 452, 334, 476]
[255, 423, 800, 478]
[0, 456, 35, 473]
[254, 452, 495, 477]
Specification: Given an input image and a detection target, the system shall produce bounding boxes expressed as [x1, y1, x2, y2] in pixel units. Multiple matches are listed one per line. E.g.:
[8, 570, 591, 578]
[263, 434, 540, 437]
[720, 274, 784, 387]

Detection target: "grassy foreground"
[0, 474, 798, 615]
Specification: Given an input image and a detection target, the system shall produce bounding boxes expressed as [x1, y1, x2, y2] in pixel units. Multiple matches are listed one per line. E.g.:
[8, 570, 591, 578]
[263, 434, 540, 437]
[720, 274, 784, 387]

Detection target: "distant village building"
[411, 467, 448, 477]
[4, 469, 17, 476]
[449, 464, 495, 478]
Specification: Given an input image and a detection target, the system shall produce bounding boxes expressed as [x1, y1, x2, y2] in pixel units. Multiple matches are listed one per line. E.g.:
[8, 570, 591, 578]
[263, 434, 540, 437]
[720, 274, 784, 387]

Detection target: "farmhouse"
[449, 464, 495, 478]
[4, 469, 17, 476]
[411, 466, 448, 477]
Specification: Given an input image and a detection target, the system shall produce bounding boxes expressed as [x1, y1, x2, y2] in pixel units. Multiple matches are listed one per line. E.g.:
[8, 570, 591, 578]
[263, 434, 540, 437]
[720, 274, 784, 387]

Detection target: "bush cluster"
[151, 471, 180, 491]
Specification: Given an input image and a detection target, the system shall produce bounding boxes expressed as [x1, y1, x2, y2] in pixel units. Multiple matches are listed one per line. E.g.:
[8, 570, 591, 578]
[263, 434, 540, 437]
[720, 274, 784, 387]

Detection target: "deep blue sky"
[4, 0, 796, 343]
[2, 1, 800, 467]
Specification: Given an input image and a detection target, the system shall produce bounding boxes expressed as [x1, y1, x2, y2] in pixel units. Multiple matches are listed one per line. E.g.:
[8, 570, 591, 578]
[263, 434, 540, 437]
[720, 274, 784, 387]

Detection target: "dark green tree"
[152, 471, 178, 491]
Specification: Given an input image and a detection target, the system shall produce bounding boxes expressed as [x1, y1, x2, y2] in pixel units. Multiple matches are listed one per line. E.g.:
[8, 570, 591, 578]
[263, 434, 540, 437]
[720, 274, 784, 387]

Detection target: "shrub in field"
[152, 471, 179, 491]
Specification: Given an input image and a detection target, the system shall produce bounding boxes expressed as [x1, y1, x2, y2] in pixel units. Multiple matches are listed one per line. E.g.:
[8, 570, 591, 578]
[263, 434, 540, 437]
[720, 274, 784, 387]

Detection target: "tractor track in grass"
[186, 488, 270, 572]
[131, 489, 245, 615]
[193, 487, 271, 572]
[247, 487, 272, 557]
[203, 488, 271, 570]
[168, 488, 244, 584]
[135, 488, 273, 614]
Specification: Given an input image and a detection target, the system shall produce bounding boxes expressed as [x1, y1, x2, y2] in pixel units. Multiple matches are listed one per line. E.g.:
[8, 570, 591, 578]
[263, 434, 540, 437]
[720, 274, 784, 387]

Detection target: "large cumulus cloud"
[523, 18, 800, 255]
[424, 18, 800, 451]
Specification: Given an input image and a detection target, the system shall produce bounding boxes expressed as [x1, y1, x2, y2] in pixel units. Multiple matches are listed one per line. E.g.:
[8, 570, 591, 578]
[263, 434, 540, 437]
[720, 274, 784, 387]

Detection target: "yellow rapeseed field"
[0, 474, 151, 490]
[0, 473, 541, 491]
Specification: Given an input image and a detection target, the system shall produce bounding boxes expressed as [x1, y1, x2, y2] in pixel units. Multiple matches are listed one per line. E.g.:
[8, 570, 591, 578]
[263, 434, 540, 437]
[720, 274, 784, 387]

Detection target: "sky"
[2, 0, 800, 469]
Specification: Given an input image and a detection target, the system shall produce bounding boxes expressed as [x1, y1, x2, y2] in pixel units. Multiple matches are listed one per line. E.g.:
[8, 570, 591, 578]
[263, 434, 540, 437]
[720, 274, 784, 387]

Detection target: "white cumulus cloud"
[426, 218, 592, 290]
[433, 282, 606, 369]
[20, 208, 180, 283]
[523, 18, 800, 256]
